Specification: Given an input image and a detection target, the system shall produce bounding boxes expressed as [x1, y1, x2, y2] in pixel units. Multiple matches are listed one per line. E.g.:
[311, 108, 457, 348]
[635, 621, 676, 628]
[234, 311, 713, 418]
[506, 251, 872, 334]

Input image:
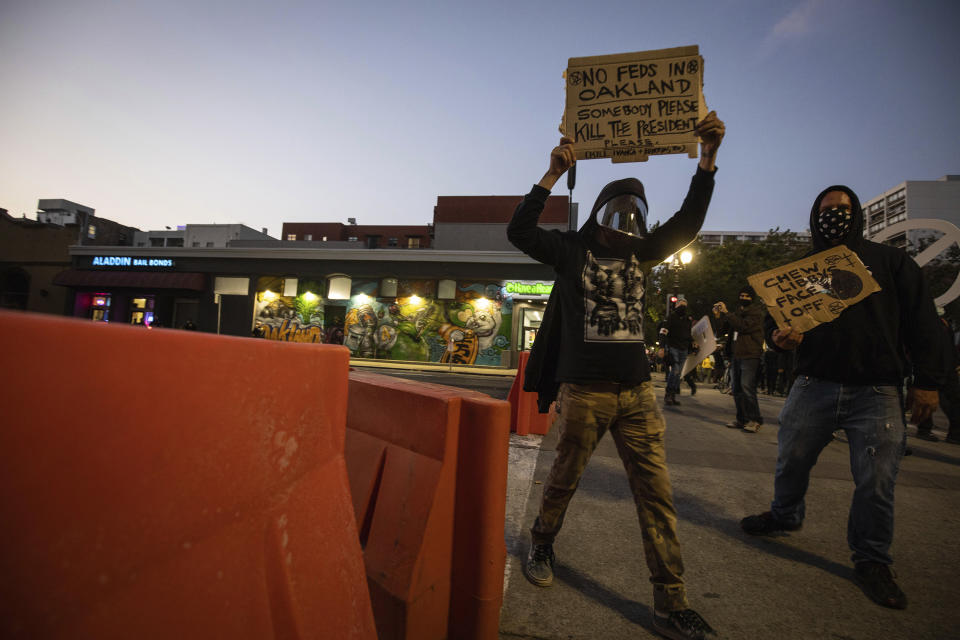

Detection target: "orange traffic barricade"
[0, 311, 376, 639]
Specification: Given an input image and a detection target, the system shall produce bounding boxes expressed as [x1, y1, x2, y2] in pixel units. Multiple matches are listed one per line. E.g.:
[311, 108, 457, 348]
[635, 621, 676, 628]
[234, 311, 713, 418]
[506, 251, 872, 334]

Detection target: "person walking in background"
[508, 111, 725, 640]
[763, 345, 779, 395]
[741, 185, 944, 610]
[663, 295, 694, 405]
[713, 286, 764, 432]
[916, 307, 960, 443]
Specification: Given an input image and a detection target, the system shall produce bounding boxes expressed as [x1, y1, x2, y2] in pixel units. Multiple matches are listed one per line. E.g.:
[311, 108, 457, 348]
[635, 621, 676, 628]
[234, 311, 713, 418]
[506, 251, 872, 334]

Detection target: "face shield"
[597, 194, 647, 238]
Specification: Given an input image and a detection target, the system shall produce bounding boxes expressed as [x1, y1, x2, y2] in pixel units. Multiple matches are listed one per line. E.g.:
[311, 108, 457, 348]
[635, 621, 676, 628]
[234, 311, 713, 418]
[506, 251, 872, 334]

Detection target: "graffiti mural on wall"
[250, 276, 513, 365]
[339, 280, 512, 366]
[253, 277, 326, 343]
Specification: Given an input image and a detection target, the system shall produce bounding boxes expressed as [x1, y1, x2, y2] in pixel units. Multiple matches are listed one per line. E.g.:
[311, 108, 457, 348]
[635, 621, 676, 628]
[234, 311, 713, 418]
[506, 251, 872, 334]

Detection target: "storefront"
[62, 246, 556, 368]
[54, 255, 208, 328]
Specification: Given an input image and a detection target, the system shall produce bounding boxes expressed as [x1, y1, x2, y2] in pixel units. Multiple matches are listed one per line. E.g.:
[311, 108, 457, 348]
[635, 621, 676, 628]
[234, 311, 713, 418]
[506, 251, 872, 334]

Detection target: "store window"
[91, 294, 111, 322]
[407, 237, 421, 248]
[287, 234, 297, 241]
[130, 296, 156, 326]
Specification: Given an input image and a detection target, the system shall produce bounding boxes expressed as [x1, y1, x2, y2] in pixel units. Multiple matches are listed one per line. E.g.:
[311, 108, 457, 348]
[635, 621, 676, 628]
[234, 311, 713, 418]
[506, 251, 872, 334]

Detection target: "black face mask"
[817, 206, 853, 243]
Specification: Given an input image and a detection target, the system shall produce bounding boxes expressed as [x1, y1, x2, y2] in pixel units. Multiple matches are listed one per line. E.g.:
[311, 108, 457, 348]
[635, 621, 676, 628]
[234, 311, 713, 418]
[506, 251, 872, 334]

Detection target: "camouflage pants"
[530, 381, 688, 611]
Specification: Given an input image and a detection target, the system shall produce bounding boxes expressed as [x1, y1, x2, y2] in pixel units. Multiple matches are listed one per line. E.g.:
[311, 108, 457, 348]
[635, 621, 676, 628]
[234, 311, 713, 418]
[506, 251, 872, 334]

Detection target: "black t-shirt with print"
[507, 167, 716, 386]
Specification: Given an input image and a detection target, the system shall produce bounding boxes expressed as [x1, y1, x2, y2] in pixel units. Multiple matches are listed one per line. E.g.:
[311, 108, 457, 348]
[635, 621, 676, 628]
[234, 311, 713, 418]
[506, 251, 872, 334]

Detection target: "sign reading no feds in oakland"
[564, 45, 707, 163]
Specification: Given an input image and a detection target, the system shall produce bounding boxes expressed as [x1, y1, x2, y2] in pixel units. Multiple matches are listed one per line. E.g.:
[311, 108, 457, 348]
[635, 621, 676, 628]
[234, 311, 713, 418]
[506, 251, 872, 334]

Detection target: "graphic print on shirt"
[583, 250, 645, 342]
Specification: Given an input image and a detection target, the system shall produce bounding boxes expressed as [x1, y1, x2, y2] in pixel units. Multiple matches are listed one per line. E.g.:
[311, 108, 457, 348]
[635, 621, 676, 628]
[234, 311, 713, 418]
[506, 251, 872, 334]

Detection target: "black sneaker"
[854, 562, 907, 609]
[523, 542, 555, 587]
[653, 608, 717, 640]
[915, 430, 939, 442]
[741, 511, 801, 535]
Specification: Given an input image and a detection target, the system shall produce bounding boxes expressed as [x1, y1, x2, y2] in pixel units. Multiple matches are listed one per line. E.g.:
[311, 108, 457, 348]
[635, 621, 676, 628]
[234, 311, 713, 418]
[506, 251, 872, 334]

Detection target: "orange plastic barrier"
[345, 371, 509, 640]
[449, 395, 510, 639]
[0, 311, 376, 640]
[508, 351, 554, 435]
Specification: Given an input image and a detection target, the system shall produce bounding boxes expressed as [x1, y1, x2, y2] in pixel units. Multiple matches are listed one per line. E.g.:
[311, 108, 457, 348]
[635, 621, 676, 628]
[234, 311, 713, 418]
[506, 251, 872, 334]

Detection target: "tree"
[645, 229, 809, 343]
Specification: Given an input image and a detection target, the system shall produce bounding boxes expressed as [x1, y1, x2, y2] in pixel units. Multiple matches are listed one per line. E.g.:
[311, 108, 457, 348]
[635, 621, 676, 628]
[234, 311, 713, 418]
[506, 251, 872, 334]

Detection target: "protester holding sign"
[741, 185, 945, 611]
[507, 110, 724, 640]
[712, 286, 765, 432]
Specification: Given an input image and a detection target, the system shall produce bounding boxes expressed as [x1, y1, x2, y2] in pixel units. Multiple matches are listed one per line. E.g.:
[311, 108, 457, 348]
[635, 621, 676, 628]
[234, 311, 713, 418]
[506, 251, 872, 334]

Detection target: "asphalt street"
[359, 365, 960, 639]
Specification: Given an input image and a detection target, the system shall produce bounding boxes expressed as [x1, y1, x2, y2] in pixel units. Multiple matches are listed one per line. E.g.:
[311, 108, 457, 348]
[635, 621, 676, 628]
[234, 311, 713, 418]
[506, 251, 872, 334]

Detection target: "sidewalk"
[500, 374, 960, 640]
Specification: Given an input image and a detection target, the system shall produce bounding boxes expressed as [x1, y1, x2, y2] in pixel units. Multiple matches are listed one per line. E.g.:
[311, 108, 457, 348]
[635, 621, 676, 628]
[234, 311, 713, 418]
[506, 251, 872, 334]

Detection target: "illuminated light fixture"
[680, 250, 693, 265]
[302, 291, 317, 302]
[355, 293, 370, 304]
[474, 297, 491, 309]
[408, 295, 422, 306]
[663, 254, 675, 264]
[262, 289, 278, 301]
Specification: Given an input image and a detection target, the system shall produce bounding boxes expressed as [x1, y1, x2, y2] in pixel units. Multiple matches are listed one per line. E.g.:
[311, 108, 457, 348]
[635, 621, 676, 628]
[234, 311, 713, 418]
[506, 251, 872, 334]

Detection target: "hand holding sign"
[771, 327, 804, 350]
[693, 110, 724, 170]
[907, 387, 939, 425]
[538, 136, 576, 191]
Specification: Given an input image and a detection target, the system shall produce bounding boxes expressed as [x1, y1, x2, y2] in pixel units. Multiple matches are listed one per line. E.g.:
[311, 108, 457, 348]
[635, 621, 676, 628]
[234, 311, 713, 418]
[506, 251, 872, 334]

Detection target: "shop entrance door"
[520, 308, 543, 351]
[219, 294, 254, 336]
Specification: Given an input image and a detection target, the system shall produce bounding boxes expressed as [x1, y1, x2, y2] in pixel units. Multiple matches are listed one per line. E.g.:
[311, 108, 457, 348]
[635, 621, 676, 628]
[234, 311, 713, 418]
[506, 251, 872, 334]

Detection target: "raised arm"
[646, 112, 725, 258]
[507, 137, 576, 266]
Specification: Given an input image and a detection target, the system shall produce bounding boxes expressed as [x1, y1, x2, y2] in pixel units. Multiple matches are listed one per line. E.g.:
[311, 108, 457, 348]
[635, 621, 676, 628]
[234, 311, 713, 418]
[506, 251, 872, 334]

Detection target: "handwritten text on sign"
[565, 46, 706, 163]
[747, 245, 881, 333]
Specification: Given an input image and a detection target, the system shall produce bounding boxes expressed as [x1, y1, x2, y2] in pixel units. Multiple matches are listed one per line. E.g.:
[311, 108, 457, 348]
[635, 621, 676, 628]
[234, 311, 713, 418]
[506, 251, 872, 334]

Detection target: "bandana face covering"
[817, 206, 853, 244]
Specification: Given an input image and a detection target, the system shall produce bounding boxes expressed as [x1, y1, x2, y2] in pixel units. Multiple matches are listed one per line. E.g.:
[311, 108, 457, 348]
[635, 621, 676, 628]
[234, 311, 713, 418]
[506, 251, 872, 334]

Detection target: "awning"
[53, 270, 207, 291]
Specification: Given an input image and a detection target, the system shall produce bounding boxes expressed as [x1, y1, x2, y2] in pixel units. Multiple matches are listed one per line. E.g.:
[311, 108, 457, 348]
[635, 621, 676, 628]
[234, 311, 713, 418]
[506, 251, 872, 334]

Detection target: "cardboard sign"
[681, 315, 717, 378]
[747, 245, 882, 333]
[564, 45, 707, 163]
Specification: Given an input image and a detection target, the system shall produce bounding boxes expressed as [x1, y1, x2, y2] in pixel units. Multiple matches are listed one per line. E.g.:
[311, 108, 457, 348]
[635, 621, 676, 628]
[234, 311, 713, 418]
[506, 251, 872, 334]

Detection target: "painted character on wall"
[344, 304, 379, 358]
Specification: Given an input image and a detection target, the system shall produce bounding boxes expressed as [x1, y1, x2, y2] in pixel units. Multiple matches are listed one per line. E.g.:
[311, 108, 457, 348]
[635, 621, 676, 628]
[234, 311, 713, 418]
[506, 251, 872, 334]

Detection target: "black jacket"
[719, 303, 764, 359]
[664, 308, 693, 349]
[764, 185, 945, 390]
[508, 167, 716, 411]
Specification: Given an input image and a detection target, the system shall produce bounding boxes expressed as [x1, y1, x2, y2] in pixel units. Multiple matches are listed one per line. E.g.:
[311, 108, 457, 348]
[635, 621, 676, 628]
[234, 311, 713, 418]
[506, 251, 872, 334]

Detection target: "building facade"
[697, 229, 810, 248]
[281, 222, 432, 249]
[862, 175, 960, 248]
[0, 202, 137, 314]
[134, 224, 275, 248]
[58, 244, 556, 369]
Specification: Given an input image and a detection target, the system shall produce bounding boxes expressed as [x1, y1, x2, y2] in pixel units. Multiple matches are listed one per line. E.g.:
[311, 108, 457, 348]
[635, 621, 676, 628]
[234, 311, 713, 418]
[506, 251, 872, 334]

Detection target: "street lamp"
[664, 248, 694, 317]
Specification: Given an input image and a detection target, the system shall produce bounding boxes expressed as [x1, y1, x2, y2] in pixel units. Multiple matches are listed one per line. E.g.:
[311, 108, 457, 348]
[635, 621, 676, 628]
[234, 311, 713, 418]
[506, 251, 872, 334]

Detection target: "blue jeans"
[771, 376, 906, 565]
[732, 357, 761, 424]
[666, 347, 687, 394]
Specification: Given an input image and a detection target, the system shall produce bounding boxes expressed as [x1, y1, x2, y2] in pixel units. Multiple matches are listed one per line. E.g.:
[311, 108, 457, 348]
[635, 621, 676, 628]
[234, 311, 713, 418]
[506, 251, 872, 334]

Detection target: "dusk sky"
[1, 0, 958, 239]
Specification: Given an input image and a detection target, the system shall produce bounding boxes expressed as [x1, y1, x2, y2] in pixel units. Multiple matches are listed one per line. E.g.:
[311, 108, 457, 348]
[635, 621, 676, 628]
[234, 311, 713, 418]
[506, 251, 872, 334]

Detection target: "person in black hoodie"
[507, 111, 724, 640]
[741, 185, 944, 611]
[663, 295, 694, 405]
[713, 286, 765, 432]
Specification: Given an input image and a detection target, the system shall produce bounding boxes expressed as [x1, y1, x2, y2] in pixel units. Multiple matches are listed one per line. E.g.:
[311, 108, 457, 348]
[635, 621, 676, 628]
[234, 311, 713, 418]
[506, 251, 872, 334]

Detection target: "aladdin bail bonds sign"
[747, 245, 881, 333]
[564, 45, 707, 163]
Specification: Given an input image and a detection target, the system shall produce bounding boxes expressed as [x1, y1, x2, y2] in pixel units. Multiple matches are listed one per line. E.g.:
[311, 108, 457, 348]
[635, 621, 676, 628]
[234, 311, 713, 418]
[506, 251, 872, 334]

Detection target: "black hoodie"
[508, 167, 715, 411]
[763, 185, 945, 390]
